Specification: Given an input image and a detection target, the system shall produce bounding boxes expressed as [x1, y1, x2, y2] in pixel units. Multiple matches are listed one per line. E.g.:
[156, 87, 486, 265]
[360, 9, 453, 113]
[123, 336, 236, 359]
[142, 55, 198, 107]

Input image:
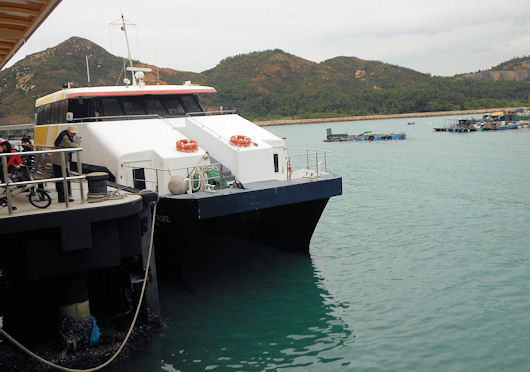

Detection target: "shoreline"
[255, 107, 519, 126]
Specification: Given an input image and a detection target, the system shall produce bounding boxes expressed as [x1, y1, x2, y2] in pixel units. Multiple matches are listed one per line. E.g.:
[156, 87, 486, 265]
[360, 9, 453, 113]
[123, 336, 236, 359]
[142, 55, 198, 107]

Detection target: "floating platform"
[434, 127, 481, 132]
[434, 117, 524, 132]
[324, 128, 406, 142]
[433, 125, 521, 132]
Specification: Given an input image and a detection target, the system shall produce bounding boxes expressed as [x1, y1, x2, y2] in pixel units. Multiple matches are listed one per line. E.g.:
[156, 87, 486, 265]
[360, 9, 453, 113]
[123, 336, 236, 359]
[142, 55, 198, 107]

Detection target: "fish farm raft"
[434, 110, 530, 132]
[324, 128, 406, 142]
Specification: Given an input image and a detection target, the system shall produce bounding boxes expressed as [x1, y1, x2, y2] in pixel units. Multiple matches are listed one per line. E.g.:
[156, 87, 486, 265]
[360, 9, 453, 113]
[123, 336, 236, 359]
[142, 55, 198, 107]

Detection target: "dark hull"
[153, 174, 342, 273]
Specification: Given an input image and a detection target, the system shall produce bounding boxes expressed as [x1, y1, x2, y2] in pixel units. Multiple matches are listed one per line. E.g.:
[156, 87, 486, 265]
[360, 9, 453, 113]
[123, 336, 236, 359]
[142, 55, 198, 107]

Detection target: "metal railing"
[187, 110, 237, 117]
[0, 123, 34, 139]
[186, 112, 254, 152]
[443, 118, 479, 129]
[121, 161, 228, 194]
[122, 148, 331, 192]
[184, 114, 233, 146]
[71, 114, 162, 122]
[69, 112, 237, 142]
[69, 110, 236, 124]
[0, 147, 86, 214]
[287, 148, 330, 180]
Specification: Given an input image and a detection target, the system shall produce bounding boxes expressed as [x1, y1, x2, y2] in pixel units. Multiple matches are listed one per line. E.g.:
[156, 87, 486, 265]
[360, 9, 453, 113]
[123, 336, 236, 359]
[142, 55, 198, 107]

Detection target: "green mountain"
[320, 56, 430, 89]
[0, 37, 199, 123]
[199, 51, 528, 120]
[0, 37, 528, 124]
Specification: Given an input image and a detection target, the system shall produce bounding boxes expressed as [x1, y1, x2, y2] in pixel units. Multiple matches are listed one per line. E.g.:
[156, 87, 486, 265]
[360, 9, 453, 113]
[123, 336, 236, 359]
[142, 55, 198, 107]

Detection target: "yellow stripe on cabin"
[34, 125, 49, 146]
[50, 125, 59, 146]
[35, 90, 67, 107]
[34, 125, 61, 147]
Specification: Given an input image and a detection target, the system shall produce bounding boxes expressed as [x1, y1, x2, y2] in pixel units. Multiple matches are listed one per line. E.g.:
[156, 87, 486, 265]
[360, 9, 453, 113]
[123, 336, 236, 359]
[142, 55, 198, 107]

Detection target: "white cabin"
[34, 84, 288, 194]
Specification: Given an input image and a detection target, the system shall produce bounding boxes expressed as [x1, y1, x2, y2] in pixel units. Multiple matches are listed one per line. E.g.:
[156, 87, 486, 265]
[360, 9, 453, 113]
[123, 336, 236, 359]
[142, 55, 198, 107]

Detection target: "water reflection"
[113, 239, 352, 371]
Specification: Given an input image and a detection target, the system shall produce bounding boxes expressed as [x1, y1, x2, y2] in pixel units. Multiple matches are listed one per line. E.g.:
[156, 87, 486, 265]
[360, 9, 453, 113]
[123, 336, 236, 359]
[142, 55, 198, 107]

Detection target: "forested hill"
[0, 37, 528, 123]
[0, 37, 200, 123]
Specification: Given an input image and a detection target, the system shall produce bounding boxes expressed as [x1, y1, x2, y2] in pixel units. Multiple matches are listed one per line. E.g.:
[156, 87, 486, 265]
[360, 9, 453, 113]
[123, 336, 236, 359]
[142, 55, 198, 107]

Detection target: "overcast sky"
[5, 0, 530, 76]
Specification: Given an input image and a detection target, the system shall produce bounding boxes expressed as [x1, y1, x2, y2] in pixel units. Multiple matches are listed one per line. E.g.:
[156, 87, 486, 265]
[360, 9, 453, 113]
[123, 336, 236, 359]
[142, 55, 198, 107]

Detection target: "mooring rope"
[0, 202, 158, 372]
[87, 189, 126, 203]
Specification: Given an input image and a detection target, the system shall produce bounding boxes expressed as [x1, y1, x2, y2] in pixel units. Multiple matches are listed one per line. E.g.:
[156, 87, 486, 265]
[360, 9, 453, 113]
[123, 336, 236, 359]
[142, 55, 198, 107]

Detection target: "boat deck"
[0, 181, 141, 219]
[160, 173, 342, 220]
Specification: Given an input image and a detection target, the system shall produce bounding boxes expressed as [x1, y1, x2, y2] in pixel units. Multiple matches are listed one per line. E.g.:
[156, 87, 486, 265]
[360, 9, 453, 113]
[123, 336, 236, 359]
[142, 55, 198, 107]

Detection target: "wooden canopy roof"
[0, 0, 61, 69]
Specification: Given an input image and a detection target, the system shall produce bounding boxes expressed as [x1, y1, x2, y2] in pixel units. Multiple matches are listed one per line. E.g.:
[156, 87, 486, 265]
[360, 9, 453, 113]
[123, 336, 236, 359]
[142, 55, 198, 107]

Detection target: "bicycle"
[0, 165, 51, 210]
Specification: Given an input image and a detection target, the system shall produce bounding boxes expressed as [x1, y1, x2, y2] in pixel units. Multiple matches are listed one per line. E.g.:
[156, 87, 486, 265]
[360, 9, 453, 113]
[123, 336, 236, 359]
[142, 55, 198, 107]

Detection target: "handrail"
[184, 114, 232, 145]
[184, 113, 254, 152]
[0, 123, 34, 130]
[121, 161, 228, 194]
[121, 147, 331, 186]
[71, 114, 162, 122]
[187, 110, 237, 116]
[1, 147, 86, 213]
[121, 160, 223, 174]
[68, 110, 235, 124]
[0, 175, 85, 188]
[287, 148, 331, 154]
[70, 113, 183, 134]
[0, 147, 83, 157]
[286, 148, 330, 179]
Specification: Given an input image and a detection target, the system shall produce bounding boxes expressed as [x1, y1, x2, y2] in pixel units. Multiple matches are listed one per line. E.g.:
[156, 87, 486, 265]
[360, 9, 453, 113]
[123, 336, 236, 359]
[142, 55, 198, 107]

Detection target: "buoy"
[176, 139, 198, 152]
[230, 135, 251, 147]
[168, 175, 189, 195]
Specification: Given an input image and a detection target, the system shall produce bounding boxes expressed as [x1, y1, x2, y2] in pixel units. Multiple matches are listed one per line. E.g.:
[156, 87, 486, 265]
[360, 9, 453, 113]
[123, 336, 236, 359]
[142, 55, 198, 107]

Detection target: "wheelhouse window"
[164, 96, 185, 116]
[180, 95, 202, 113]
[35, 94, 205, 125]
[100, 98, 122, 116]
[145, 97, 167, 115]
[36, 100, 68, 124]
[122, 97, 147, 116]
[68, 98, 91, 119]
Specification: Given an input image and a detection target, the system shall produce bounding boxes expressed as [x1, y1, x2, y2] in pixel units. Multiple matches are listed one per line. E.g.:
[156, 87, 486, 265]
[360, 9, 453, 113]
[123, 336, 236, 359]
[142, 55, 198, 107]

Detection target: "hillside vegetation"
[0, 37, 528, 123]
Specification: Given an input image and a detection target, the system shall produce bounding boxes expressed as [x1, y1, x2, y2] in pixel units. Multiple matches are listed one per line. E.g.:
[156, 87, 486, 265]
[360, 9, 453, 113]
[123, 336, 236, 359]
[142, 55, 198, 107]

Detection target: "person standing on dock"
[20, 136, 36, 176]
[0, 140, 22, 182]
[51, 125, 79, 203]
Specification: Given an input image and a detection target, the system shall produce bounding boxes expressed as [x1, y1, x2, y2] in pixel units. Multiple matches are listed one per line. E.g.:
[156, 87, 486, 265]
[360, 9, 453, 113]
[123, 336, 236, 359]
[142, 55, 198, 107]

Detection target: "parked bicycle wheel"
[29, 189, 51, 209]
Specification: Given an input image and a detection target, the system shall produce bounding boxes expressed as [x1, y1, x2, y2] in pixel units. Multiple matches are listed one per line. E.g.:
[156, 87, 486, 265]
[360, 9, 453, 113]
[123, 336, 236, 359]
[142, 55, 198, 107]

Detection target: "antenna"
[120, 14, 135, 85]
[110, 14, 137, 85]
[126, 66, 151, 87]
[85, 55, 91, 86]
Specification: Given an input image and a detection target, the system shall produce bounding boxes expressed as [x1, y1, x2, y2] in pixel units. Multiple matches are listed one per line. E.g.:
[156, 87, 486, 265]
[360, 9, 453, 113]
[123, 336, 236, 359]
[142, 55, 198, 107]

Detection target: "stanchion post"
[76, 151, 85, 203]
[60, 152, 69, 207]
[2, 156, 12, 214]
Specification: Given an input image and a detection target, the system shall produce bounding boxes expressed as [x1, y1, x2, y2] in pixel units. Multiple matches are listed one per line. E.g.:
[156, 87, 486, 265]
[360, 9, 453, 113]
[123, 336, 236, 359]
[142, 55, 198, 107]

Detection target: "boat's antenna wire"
[120, 14, 136, 85]
[155, 50, 160, 85]
[116, 58, 127, 86]
[135, 24, 140, 65]
[108, 24, 113, 55]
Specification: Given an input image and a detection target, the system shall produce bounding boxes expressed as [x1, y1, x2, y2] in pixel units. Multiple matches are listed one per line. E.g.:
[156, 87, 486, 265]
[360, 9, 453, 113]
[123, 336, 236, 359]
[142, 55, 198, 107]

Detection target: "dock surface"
[0, 181, 140, 219]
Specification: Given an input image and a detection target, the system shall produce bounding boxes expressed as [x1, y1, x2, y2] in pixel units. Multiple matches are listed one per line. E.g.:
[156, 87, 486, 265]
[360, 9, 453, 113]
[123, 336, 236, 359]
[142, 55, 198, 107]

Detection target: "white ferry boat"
[33, 76, 342, 262]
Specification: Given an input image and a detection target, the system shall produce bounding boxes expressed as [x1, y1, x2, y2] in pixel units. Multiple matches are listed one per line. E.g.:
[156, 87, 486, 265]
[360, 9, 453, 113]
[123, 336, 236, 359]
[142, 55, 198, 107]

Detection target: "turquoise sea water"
[116, 116, 530, 371]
